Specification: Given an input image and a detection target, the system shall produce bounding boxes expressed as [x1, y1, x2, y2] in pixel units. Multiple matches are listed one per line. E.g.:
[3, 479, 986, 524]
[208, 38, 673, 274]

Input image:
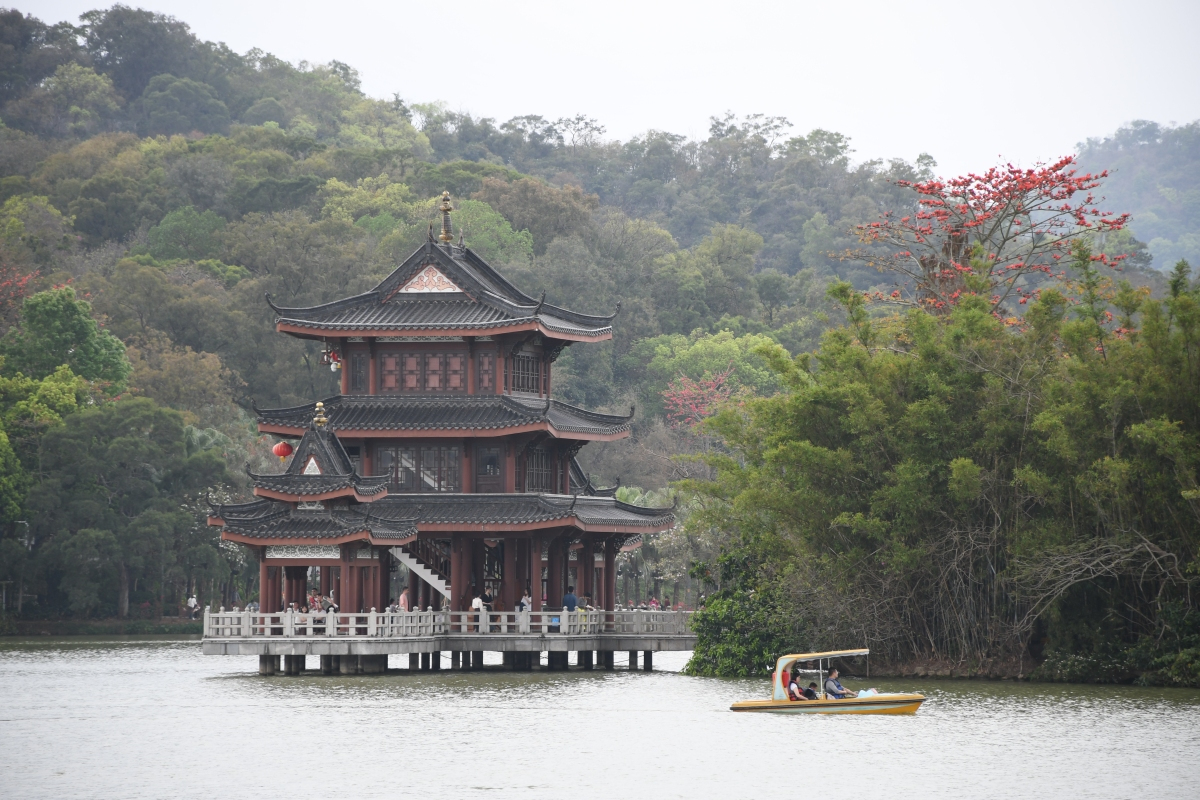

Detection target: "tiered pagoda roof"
[247, 407, 388, 502]
[212, 492, 672, 545]
[266, 241, 618, 341]
[255, 395, 635, 440]
[211, 499, 418, 542]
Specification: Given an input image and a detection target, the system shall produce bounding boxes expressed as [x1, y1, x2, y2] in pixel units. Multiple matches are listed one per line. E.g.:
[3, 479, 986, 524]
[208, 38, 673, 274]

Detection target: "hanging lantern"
[272, 441, 294, 462]
[329, 351, 341, 372]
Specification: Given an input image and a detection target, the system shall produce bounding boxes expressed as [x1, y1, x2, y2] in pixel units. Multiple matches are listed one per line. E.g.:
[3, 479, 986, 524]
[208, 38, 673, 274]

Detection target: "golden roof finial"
[313, 401, 328, 428]
[438, 191, 454, 242]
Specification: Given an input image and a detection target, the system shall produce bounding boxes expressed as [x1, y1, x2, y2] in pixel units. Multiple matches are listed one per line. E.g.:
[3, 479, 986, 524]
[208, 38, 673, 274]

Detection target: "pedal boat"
[730, 649, 925, 715]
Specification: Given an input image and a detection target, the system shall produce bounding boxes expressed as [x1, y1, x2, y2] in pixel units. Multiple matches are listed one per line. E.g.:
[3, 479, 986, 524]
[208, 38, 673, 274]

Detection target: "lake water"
[1, 638, 1198, 799]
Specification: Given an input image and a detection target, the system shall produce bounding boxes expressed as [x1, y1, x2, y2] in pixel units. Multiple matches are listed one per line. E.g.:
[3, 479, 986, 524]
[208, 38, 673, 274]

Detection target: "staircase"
[390, 544, 451, 600]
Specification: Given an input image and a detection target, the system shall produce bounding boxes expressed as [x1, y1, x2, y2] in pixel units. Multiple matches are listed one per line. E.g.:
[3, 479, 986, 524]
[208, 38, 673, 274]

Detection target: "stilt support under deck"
[259, 655, 279, 675]
[628, 650, 638, 670]
[643, 650, 653, 671]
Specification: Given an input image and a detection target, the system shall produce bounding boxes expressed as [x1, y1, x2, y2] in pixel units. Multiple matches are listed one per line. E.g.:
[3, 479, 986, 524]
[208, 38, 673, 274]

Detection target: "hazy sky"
[30, 0, 1200, 176]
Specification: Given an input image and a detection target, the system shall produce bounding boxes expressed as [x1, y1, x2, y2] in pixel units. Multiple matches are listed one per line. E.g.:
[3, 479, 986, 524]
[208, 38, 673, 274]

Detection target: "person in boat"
[786, 674, 807, 701]
[803, 681, 819, 700]
[825, 668, 858, 699]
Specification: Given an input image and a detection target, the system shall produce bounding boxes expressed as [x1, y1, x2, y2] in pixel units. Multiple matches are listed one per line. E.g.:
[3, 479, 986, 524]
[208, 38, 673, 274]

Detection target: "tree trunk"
[118, 562, 130, 618]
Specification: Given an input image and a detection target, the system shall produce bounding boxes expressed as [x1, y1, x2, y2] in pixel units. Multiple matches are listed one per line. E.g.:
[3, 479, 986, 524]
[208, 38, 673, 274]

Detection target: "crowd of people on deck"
[216, 582, 690, 619]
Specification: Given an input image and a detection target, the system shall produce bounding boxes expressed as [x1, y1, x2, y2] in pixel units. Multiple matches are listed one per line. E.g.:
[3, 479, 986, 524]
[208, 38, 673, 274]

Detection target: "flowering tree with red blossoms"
[0, 254, 38, 331]
[663, 367, 737, 430]
[856, 156, 1130, 313]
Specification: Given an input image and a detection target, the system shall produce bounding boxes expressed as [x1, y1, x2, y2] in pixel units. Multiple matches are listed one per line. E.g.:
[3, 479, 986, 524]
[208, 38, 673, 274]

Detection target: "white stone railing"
[203, 607, 693, 640]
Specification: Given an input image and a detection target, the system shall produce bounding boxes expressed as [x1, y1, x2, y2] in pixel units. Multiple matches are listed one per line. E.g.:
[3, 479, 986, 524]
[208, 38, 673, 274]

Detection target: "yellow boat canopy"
[780, 649, 869, 662]
[772, 649, 870, 700]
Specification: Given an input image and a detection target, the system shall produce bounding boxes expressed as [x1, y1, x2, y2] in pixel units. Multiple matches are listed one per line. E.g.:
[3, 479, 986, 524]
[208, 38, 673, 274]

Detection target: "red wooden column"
[604, 538, 617, 611]
[340, 349, 350, 394]
[344, 565, 359, 613]
[547, 536, 563, 609]
[450, 534, 464, 612]
[320, 566, 330, 597]
[529, 536, 543, 611]
[459, 534, 474, 616]
[462, 441, 472, 493]
[367, 339, 377, 395]
[259, 557, 269, 611]
[471, 539, 484, 599]
[580, 538, 595, 604]
[466, 339, 476, 394]
[502, 536, 517, 611]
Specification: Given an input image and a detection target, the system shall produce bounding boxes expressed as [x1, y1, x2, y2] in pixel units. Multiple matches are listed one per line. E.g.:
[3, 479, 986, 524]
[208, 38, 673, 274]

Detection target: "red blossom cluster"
[662, 366, 736, 430]
[857, 156, 1129, 313]
[0, 255, 38, 328]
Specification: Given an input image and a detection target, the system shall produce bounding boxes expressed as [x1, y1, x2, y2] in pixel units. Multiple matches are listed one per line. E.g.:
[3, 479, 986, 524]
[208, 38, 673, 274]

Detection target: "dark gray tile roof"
[248, 424, 387, 498]
[212, 499, 417, 540]
[569, 457, 620, 497]
[211, 492, 673, 542]
[268, 242, 617, 339]
[256, 395, 634, 438]
[371, 493, 674, 528]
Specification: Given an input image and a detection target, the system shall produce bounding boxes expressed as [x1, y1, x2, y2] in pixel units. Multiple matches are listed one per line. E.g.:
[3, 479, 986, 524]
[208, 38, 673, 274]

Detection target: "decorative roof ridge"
[369, 491, 673, 520]
[266, 290, 382, 317]
[212, 498, 291, 520]
[547, 398, 635, 424]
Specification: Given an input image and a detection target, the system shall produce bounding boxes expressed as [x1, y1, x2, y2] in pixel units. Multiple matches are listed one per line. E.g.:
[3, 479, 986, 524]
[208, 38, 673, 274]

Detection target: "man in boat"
[824, 668, 858, 699]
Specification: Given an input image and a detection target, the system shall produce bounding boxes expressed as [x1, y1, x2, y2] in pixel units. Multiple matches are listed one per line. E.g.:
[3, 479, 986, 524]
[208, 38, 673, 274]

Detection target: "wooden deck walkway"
[201, 608, 696, 656]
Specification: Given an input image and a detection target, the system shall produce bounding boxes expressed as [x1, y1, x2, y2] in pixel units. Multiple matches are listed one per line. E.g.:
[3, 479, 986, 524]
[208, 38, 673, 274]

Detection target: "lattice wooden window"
[402, 353, 422, 391]
[477, 352, 494, 393]
[512, 353, 540, 394]
[445, 353, 465, 392]
[378, 352, 401, 393]
[376, 446, 416, 490]
[424, 353, 444, 391]
[475, 446, 502, 492]
[350, 353, 368, 392]
[525, 447, 552, 492]
[419, 446, 460, 491]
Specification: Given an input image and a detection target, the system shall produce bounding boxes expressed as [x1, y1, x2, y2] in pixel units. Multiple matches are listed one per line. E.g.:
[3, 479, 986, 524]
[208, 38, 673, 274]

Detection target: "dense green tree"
[138, 74, 230, 136]
[0, 9, 82, 106]
[146, 205, 225, 260]
[1, 288, 130, 389]
[29, 397, 227, 615]
[80, 5, 204, 100]
[2, 63, 123, 138]
[681, 253, 1200, 682]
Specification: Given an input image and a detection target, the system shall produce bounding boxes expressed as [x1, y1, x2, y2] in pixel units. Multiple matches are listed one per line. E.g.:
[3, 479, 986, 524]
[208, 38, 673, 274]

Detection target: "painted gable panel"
[399, 265, 462, 294]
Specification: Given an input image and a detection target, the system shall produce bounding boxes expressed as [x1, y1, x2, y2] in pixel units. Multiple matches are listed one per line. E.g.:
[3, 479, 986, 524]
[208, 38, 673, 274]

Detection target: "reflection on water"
[1, 638, 1198, 799]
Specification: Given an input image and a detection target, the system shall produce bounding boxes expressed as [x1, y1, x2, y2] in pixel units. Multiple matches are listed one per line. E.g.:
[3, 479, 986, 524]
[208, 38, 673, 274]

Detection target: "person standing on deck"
[399, 587, 410, 612]
[471, 590, 484, 632]
[562, 585, 577, 611]
[187, 594, 199, 619]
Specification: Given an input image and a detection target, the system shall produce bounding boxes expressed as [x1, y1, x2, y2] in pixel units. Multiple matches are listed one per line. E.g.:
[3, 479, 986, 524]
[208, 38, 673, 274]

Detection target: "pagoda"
[209, 193, 674, 620]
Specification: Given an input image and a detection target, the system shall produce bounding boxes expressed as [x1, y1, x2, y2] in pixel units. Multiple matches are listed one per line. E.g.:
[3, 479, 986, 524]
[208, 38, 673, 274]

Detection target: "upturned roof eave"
[273, 318, 613, 342]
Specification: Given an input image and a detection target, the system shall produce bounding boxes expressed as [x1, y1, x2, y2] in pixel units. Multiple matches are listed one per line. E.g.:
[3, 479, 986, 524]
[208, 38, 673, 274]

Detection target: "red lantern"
[272, 441, 294, 462]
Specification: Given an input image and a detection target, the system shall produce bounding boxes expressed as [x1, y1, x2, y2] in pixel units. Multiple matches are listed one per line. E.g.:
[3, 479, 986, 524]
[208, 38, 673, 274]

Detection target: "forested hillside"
[1078, 121, 1200, 270]
[0, 5, 1196, 684]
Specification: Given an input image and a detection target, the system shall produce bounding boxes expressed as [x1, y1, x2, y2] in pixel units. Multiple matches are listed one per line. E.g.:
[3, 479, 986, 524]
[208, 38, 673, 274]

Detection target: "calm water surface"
[1, 638, 1198, 799]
